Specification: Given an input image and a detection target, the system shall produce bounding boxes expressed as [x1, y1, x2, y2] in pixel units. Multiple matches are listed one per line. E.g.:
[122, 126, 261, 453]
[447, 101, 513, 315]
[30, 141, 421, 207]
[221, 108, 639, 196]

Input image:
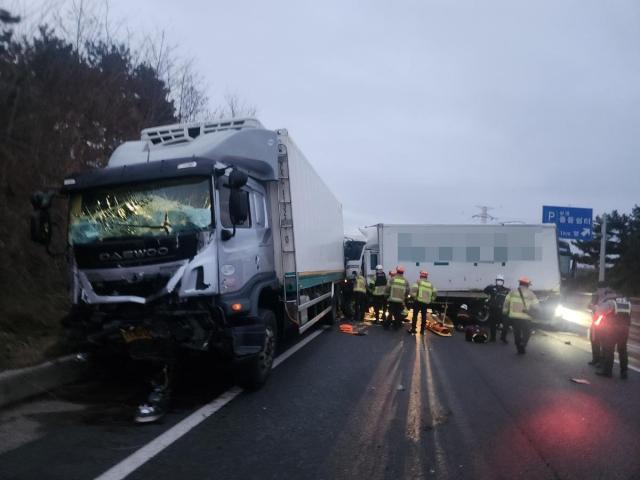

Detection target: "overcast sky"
[29, 0, 640, 233]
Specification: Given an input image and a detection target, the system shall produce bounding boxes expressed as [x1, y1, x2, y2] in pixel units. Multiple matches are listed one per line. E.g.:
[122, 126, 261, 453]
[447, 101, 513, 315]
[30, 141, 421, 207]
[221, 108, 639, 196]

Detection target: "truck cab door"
[217, 177, 272, 296]
[365, 250, 379, 278]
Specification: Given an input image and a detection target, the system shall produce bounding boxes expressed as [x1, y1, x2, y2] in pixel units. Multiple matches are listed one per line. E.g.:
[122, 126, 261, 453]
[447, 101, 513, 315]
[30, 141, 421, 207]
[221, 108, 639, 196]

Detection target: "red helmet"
[420, 270, 428, 278]
[396, 265, 405, 274]
[519, 276, 531, 285]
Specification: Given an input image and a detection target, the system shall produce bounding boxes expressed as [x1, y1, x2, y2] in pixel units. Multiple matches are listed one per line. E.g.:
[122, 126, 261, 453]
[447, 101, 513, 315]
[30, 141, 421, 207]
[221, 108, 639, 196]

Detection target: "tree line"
[574, 207, 640, 295]
[0, 3, 251, 368]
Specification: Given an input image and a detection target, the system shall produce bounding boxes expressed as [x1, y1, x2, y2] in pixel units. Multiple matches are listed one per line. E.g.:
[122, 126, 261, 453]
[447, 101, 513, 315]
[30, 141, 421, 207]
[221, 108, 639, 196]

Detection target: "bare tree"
[210, 93, 258, 120]
[14, 0, 255, 124]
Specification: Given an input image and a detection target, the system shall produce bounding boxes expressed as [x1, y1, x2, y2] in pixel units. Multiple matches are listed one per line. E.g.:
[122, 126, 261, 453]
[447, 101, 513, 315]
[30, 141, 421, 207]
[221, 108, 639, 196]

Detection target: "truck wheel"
[324, 292, 338, 325]
[234, 309, 277, 390]
[476, 304, 490, 323]
[343, 297, 355, 320]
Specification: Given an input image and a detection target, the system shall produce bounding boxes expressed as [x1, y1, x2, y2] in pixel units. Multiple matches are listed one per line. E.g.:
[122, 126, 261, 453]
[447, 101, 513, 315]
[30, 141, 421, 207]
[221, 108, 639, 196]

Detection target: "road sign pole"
[598, 214, 607, 283]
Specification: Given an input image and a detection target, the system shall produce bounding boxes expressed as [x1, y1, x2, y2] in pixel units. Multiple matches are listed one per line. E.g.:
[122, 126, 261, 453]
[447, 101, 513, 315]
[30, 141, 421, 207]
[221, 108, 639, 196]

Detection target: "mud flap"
[230, 322, 267, 357]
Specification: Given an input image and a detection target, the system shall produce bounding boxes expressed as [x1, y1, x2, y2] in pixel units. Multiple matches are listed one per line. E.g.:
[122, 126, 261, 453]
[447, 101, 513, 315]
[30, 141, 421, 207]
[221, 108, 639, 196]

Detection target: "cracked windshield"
[68, 177, 212, 244]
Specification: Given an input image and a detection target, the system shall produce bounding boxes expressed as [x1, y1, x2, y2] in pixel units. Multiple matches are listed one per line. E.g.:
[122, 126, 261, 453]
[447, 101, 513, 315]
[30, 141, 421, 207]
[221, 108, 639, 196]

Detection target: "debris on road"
[339, 323, 367, 336]
[565, 341, 572, 345]
[571, 378, 591, 385]
[396, 384, 405, 391]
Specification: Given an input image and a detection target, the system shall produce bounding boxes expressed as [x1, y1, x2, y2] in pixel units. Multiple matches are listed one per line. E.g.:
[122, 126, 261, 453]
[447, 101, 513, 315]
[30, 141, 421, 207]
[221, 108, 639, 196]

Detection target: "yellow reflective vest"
[353, 275, 367, 294]
[413, 280, 437, 304]
[373, 284, 387, 296]
[502, 287, 539, 320]
[388, 276, 409, 303]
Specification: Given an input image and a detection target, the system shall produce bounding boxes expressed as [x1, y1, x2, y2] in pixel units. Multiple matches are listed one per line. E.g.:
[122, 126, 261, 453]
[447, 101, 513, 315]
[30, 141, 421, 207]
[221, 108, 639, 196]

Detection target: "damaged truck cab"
[31, 118, 344, 394]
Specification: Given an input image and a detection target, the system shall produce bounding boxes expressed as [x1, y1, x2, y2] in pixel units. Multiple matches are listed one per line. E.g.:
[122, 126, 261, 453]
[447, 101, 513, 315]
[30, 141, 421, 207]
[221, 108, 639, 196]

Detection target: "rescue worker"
[588, 286, 617, 366]
[383, 270, 396, 321]
[409, 271, 437, 334]
[502, 276, 539, 354]
[455, 303, 472, 328]
[597, 297, 631, 379]
[371, 265, 387, 323]
[352, 270, 368, 323]
[385, 266, 409, 330]
[483, 274, 510, 342]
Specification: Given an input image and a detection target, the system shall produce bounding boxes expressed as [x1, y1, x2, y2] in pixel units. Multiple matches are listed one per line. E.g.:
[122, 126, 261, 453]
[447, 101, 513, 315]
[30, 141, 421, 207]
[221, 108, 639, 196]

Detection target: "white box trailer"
[268, 130, 345, 331]
[270, 132, 344, 287]
[361, 223, 561, 303]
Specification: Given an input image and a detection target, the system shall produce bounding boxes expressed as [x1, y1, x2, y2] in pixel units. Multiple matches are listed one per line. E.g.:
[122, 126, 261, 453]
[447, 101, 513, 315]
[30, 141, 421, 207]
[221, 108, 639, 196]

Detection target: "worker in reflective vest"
[383, 270, 396, 320]
[409, 271, 437, 334]
[371, 265, 387, 323]
[597, 297, 631, 379]
[484, 274, 510, 343]
[352, 271, 368, 323]
[385, 266, 409, 330]
[502, 276, 539, 354]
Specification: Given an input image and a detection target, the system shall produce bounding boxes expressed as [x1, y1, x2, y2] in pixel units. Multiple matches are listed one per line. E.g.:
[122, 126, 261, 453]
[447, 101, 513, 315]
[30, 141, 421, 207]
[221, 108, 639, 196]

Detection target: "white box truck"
[359, 223, 562, 319]
[30, 118, 344, 393]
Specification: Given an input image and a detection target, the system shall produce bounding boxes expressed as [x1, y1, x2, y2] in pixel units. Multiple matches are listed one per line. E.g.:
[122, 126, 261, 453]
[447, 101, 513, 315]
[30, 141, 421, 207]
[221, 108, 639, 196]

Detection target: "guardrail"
[631, 300, 640, 342]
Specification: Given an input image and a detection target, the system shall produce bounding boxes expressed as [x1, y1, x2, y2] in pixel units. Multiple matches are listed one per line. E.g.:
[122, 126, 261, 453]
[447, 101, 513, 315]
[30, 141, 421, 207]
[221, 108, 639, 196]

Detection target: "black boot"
[135, 386, 170, 423]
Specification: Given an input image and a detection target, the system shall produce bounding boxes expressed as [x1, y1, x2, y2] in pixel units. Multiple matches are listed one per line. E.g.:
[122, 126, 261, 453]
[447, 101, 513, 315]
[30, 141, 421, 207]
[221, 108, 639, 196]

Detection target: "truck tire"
[475, 304, 490, 323]
[324, 290, 338, 325]
[234, 309, 277, 390]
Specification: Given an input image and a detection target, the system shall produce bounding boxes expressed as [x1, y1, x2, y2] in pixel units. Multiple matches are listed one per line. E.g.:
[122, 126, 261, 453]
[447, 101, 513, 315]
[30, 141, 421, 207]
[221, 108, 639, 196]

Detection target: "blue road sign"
[542, 206, 593, 240]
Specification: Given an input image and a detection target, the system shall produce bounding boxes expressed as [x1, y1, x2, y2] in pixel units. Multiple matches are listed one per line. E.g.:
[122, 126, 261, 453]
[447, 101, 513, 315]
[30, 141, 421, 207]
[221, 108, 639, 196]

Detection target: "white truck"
[30, 118, 344, 397]
[359, 223, 562, 319]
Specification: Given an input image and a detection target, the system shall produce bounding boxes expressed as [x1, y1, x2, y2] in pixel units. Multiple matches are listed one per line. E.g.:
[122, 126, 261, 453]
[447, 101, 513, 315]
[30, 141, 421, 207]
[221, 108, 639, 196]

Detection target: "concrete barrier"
[0, 355, 88, 409]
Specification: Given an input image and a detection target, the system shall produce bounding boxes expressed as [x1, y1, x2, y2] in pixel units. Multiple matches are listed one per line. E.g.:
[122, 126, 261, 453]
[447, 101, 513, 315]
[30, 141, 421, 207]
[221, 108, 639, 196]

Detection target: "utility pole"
[472, 206, 495, 224]
[598, 214, 607, 283]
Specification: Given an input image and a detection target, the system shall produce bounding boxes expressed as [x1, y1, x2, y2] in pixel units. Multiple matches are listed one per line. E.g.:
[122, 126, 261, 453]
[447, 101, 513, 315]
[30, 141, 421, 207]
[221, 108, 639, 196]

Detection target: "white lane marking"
[94, 328, 325, 480]
[95, 387, 243, 480]
[542, 330, 640, 373]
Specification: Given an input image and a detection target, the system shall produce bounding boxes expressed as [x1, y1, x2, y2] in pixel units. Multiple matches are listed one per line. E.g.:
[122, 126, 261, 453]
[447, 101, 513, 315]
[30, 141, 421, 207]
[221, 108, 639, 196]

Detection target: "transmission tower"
[472, 205, 496, 224]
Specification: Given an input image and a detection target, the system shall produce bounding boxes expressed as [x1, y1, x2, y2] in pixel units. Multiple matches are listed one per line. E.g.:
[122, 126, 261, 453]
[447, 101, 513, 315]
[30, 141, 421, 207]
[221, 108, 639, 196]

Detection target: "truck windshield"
[344, 240, 366, 262]
[68, 177, 212, 245]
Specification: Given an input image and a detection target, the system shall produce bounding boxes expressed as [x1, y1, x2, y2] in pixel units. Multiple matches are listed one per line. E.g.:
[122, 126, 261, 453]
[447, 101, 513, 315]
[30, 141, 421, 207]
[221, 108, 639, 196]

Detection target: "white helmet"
[496, 274, 505, 283]
[460, 304, 468, 311]
[376, 265, 383, 271]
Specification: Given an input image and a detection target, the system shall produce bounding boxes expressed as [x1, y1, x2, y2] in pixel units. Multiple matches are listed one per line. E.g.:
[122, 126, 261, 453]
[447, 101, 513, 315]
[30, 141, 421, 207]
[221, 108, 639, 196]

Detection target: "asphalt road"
[1, 318, 639, 480]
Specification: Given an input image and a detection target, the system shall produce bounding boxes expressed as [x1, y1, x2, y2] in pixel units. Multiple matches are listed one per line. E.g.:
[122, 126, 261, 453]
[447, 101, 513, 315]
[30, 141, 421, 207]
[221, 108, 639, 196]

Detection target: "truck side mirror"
[228, 169, 248, 189]
[221, 169, 249, 241]
[31, 191, 53, 210]
[229, 189, 249, 225]
[30, 209, 52, 245]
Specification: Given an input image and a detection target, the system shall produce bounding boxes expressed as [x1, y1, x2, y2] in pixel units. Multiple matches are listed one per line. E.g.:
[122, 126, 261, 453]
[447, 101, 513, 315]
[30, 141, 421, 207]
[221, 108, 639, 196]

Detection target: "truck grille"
[90, 275, 170, 298]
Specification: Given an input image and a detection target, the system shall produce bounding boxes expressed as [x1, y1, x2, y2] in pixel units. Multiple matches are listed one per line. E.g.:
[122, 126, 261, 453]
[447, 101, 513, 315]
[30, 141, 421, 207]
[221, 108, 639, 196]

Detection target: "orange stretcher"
[425, 312, 454, 337]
